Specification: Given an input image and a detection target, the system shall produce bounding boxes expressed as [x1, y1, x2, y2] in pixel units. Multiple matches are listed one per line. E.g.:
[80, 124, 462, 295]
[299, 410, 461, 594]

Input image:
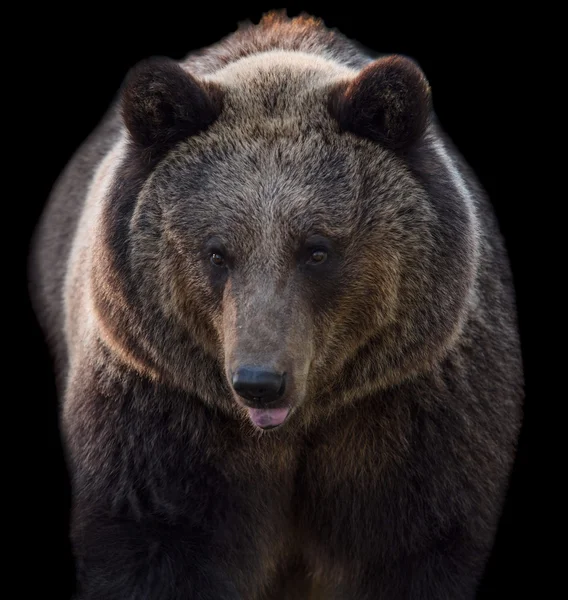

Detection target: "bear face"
[90, 51, 478, 431]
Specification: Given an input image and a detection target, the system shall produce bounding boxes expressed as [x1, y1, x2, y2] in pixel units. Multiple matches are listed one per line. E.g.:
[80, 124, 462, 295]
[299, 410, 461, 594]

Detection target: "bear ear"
[121, 57, 223, 160]
[330, 56, 432, 150]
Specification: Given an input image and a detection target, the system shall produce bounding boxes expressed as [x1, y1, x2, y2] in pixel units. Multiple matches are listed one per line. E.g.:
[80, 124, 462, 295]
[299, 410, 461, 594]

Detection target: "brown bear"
[29, 11, 523, 600]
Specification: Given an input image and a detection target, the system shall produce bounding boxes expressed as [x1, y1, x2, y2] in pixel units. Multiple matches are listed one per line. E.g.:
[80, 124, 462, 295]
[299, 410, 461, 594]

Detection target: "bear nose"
[231, 367, 286, 405]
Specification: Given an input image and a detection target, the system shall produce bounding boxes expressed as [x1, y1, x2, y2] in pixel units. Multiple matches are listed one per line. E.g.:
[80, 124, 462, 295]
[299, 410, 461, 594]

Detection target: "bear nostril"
[231, 367, 286, 405]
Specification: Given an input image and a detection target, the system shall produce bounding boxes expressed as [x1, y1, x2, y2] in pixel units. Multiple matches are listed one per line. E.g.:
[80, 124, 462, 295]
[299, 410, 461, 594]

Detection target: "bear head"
[93, 51, 479, 431]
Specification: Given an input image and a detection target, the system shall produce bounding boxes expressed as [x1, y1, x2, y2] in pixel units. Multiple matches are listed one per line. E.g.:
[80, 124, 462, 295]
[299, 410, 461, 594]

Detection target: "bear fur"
[29, 11, 523, 600]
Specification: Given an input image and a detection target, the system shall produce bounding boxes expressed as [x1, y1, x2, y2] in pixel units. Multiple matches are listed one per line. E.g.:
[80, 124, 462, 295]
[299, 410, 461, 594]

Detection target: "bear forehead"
[145, 125, 420, 249]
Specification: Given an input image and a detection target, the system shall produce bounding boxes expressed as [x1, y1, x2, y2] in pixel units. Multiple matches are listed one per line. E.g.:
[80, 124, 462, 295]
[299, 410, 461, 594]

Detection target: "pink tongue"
[247, 407, 290, 428]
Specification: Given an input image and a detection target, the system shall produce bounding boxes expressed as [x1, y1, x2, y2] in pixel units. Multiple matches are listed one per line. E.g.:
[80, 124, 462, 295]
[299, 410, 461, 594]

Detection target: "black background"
[25, 3, 542, 598]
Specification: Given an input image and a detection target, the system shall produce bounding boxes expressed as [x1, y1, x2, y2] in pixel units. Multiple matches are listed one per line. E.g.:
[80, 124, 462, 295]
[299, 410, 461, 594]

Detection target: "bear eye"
[307, 249, 328, 265]
[210, 252, 226, 267]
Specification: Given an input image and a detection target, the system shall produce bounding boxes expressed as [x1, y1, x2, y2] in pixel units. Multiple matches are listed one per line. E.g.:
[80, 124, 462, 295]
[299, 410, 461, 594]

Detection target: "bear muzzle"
[230, 367, 291, 429]
[231, 367, 286, 403]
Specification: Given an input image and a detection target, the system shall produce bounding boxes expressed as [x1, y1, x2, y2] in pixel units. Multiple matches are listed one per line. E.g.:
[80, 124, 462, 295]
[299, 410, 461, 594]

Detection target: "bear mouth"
[246, 406, 291, 429]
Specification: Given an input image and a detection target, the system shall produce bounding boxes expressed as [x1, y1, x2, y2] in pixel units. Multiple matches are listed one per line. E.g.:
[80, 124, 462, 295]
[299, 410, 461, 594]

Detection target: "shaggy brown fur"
[29, 11, 522, 599]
